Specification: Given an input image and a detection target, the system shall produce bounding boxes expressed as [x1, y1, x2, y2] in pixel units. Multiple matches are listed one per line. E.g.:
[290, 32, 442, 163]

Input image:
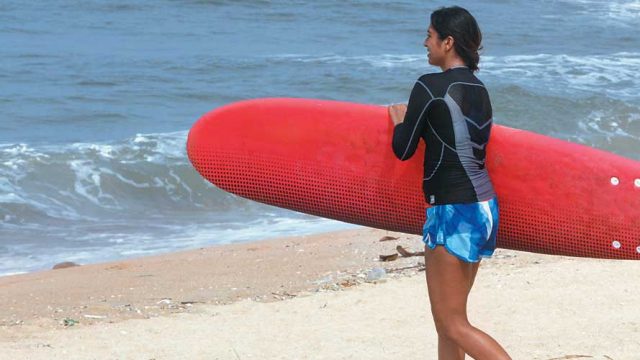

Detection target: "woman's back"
[392, 66, 495, 205]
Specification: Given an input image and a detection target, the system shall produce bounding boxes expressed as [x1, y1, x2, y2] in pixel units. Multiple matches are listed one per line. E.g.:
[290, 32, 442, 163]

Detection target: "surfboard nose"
[187, 98, 426, 235]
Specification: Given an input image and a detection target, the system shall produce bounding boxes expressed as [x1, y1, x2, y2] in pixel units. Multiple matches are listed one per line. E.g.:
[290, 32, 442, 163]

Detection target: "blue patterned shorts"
[422, 197, 499, 263]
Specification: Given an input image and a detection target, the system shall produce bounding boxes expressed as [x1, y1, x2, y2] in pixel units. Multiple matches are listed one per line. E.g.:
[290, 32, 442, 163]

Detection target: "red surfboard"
[187, 98, 640, 260]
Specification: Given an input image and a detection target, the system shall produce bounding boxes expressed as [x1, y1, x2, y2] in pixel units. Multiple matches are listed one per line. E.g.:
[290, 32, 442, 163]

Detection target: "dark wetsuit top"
[392, 66, 496, 206]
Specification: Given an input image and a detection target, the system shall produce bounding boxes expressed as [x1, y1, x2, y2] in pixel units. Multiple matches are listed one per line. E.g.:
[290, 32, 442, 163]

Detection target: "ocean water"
[1, 0, 639, 276]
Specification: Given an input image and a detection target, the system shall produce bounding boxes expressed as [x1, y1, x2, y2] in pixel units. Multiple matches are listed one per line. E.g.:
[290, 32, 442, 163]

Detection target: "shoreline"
[0, 228, 423, 332]
[0, 224, 362, 279]
[1, 228, 639, 359]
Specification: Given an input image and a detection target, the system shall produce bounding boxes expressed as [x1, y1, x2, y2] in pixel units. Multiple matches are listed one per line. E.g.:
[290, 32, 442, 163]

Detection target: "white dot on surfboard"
[610, 177, 619, 186]
[636, 246, 640, 254]
[635, 179, 640, 187]
[612, 241, 621, 249]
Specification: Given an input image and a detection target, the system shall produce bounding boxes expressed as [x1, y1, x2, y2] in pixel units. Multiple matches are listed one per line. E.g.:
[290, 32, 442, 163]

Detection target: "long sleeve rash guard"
[392, 66, 496, 206]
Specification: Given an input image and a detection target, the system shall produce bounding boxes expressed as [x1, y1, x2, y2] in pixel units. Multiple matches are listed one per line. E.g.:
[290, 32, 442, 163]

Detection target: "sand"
[0, 228, 638, 359]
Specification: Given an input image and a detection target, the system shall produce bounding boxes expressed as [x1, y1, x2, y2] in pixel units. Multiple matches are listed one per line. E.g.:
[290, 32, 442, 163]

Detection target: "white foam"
[0, 215, 359, 276]
[2, 159, 26, 170]
[274, 52, 640, 99]
[164, 217, 358, 249]
[68, 160, 120, 209]
[0, 130, 197, 223]
[482, 53, 640, 97]
[68, 131, 188, 165]
[111, 170, 152, 189]
[129, 131, 188, 164]
[604, 1, 639, 22]
[559, 0, 640, 22]
[0, 191, 26, 204]
[579, 110, 640, 141]
[275, 53, 425, 68]
[71, 143, 116, 159]
[0, 271, 27, 277]
[0, 143, 49, 162]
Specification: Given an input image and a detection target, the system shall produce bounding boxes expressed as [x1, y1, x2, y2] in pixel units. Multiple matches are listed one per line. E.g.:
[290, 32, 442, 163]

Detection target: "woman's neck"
[440, 57, 467, 72]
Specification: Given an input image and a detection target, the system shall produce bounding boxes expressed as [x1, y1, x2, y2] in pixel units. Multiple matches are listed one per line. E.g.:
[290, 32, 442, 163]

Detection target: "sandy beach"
[0, 228, 638, 360]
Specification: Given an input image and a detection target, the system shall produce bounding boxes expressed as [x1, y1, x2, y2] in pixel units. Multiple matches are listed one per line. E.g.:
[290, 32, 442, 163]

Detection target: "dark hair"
[430, 6, 483, 72]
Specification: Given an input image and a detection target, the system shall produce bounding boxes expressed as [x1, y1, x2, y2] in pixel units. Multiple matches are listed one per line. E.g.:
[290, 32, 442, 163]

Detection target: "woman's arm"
[390, 78, 433, 160]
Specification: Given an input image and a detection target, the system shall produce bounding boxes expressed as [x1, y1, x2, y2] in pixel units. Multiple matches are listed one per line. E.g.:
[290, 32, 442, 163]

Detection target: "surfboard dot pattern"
[188, 98, 640, 260]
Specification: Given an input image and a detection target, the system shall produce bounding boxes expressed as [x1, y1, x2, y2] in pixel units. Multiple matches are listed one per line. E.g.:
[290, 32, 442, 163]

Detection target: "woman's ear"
[445, 36, 455, 51]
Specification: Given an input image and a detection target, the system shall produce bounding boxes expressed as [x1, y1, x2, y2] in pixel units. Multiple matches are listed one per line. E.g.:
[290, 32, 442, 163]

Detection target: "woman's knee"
[433, 315, 471, 342]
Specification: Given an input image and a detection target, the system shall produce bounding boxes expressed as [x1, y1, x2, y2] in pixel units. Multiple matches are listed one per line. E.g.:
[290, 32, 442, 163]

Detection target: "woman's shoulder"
[417, 71, 442, 83]
[415, 72, 450, 96]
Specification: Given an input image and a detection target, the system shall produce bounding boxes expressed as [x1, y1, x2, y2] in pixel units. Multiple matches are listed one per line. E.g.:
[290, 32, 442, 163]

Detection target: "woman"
[388, 6, 511, 360]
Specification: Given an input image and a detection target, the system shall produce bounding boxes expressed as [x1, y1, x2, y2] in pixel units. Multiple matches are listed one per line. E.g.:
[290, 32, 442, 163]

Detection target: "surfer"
[389, 6, 511, 360]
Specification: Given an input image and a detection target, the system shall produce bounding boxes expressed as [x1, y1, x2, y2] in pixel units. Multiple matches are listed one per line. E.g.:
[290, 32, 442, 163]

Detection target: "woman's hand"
[388, 104, 407, 126]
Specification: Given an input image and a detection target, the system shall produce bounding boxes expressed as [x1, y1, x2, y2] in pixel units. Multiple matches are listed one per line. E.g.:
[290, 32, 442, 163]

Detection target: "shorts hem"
[479, 251, 494, 259]
[424, 242, 482, 263]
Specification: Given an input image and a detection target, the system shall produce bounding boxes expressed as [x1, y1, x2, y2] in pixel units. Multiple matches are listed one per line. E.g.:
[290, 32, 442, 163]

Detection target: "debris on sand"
[379, 245, 423, 261]
[365, 267, 386, 282]
[379, 253, 398, 262]
[52, 262, 80, 270]
[378, 236, 399, 242]
[61, 318, 79, 327]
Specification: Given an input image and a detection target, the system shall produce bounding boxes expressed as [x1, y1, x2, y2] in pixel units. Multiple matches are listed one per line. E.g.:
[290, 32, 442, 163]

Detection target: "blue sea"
[1, 0, 639, 276]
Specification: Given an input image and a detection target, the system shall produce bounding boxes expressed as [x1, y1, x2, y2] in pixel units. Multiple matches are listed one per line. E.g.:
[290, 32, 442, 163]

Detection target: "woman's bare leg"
[425, 246, 511, 360]
[429, 246, 480, 360]
[437, 333, 466, 360]
[433, 255, 480, 360]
